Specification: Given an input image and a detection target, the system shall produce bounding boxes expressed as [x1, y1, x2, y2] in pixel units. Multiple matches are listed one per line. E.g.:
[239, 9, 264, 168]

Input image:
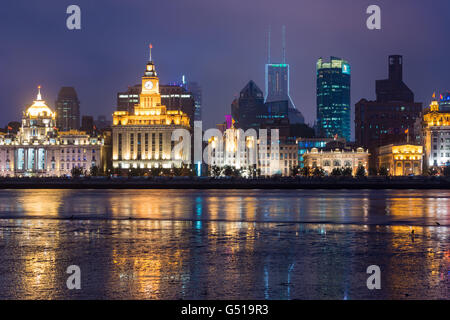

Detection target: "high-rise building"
[94, 115, 111, 131]
[81, 116, 95, 135]
[316, 57, 351, 141]
[355, 55, 422, 169]
[117, 85, 141, 114]
[160, 84, 195, 128]
[186, 81, 202, 121]
[439, 92, 450, 112]
[231, 80, 265, 130]
[55, 87, 80, 131]
[265, 26, 304, 124]
[376, 55, 414, 103]
[112, 45, 191, 170]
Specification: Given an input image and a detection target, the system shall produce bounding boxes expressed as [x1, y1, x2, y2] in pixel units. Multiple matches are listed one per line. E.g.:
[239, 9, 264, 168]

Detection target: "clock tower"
[112, 44, 191, 171]
[138, 44, 162, 111]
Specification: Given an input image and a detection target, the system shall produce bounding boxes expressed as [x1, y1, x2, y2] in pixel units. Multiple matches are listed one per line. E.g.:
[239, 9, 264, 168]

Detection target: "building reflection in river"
[0, 189, 448, 299]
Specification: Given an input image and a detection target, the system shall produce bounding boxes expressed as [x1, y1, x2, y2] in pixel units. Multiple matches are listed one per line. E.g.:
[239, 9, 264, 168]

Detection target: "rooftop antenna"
[268, 25, 271, 64]
[282, 25, 286, 63]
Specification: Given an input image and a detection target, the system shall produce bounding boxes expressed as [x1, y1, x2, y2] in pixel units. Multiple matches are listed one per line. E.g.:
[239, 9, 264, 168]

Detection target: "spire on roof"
[37, 85, 42, 100]
[282, 25, 286, 63]
[268, 25, 271, 64]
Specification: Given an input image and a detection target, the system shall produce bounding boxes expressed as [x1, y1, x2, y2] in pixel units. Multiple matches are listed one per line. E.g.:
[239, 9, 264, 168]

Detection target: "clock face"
[144, 81, 153, 90]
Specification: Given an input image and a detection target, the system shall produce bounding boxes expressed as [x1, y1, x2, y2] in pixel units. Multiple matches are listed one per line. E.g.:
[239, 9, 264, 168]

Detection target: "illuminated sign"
[342, 63, 351, 75]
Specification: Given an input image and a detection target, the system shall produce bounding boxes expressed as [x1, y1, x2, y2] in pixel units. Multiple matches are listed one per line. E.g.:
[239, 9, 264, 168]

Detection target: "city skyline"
[0, 1, 449, 303]
[1, 0, 449, 137]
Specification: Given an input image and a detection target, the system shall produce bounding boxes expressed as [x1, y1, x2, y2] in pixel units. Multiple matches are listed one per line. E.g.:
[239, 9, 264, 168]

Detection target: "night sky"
[1, 0, 449, 138]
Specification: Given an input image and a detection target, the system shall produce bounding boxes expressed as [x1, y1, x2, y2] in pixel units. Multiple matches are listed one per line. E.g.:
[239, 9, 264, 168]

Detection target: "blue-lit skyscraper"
[316, 57, 351, 141]
[439, 92, 450, 112]
[265, 26, 304, 124]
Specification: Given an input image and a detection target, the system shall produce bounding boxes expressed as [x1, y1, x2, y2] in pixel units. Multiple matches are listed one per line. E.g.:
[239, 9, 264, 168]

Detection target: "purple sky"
[1, 0, 449, 138]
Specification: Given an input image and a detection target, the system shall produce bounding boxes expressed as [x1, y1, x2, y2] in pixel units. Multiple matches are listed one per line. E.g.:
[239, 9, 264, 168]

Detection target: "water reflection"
[0, 189, 448, 299]
[0, 189, 449, 226]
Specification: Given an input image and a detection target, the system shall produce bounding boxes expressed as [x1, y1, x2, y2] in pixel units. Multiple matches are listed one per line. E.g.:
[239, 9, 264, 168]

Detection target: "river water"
[0, 189, 448, 299]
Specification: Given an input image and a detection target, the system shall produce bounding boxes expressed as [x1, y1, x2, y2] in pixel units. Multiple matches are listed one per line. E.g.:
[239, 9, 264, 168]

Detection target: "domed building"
[19, 86, 57, 144]
[0, 86, 104, 177]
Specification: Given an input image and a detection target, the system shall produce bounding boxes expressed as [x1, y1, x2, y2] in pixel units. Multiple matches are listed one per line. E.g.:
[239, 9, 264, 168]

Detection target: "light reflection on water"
[0, 189, 448, 299]
[0, 189, 449, 226]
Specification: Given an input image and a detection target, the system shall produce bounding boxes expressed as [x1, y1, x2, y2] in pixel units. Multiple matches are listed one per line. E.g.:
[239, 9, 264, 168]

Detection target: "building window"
[118, 133, 122, 160]
[130, 133, 134, 156]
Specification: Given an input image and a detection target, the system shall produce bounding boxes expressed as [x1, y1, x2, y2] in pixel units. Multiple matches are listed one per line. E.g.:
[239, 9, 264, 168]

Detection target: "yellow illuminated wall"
[378, 144, 423, 176]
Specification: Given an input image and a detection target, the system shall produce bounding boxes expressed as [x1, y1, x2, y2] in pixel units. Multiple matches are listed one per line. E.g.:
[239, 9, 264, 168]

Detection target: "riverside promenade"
[1, 176, 450, 189]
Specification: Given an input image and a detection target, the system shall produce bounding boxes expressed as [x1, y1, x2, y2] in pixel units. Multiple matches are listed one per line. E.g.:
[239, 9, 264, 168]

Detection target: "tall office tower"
[231, 80, 265, 130]
[355, 55, 422, 169]
[160, 84, 195, 128]
[316, 57, 351, 141]
[186, 81, 202, 121]
[439, 92, 450, 112]
[55, 87, 80, 131]
[81, 116, 95, 135]
[376, 55, 414, 103]
[94, 115, 111, 130]
[265, 26, 305, 124]
[117, 84, 141, 114]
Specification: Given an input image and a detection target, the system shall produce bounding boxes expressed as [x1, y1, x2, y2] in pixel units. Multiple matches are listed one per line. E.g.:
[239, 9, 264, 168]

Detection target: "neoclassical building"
[422, 98, 450, 168]
[378, 144, 423, 176]
[303, 147, 369, 175]
[0, 87, 103, 177]
[206, 128, 257, 174]
[112, 46, 191, 170]
[205, 126, 298, 177]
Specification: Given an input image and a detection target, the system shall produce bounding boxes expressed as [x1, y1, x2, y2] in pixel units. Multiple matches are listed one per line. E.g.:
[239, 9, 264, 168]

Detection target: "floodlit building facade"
[205, 126, 298, 177]
[0, 87, 103, 177]
[303, 147, 369, 176]
[378, 144, 423, 176]
[206, 128, 258, 173]
[422, 98, 450, 168]
[112, 46, 191, 170]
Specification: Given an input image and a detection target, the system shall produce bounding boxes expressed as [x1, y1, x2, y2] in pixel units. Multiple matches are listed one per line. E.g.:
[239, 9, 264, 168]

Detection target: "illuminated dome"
[26, 86, 55, 118]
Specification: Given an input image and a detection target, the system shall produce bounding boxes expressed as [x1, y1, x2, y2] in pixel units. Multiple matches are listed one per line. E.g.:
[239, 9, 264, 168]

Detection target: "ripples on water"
[0, 189, 448, 299]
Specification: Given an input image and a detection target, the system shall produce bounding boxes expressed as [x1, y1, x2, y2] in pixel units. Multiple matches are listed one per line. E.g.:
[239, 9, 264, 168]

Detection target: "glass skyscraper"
[265, 63, 304, 124]
[316, 57, 351, 141]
